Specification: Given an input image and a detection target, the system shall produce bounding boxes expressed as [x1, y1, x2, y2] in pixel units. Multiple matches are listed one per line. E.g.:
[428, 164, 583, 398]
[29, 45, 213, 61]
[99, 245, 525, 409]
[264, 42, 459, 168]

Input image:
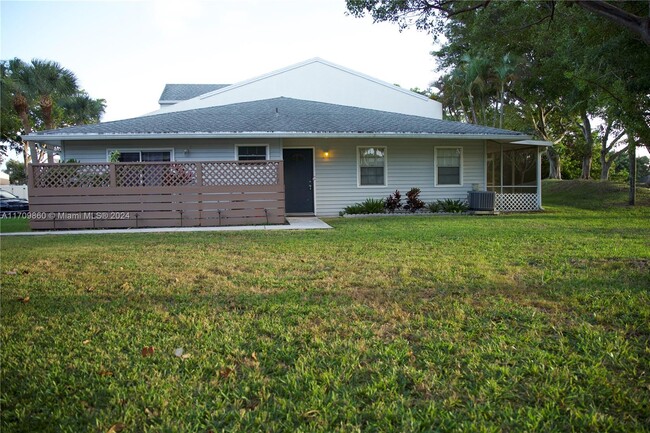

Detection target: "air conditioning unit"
[467, 191, 495, 211]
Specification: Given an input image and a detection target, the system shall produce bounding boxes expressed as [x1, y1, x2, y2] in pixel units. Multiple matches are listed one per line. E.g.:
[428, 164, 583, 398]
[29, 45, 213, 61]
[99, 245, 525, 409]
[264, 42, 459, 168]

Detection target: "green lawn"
[1, 181, 649, 432]
[0, 216, 30, 233]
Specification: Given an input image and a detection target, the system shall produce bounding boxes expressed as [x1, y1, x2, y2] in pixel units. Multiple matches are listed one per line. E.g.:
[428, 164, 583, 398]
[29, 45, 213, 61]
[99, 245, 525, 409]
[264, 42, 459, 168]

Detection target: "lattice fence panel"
[33, 164, 110, 188]
[495, 193, 539, 212]
[202, 162, 280, 186]
[115, 163, 198, 187]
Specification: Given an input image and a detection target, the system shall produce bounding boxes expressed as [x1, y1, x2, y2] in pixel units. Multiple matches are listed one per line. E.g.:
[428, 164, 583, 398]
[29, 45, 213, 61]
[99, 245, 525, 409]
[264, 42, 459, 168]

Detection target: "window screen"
[358, 147, 386, 186]
[436, 148, 461, 185]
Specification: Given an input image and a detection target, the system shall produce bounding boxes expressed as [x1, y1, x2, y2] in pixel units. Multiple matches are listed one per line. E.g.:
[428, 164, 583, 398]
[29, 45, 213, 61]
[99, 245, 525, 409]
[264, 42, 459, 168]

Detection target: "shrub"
[343, 198, 385, 215]
[404, 188, 425, 212]
[427, 201, 442, 213]
[439, 199, 469, 213]
[384, 190, 402, 213]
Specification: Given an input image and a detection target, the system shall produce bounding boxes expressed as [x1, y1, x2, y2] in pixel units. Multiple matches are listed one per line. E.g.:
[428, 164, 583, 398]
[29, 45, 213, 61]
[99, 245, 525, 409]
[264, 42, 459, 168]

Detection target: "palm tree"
[493, 53, 518, 129]
[2, 58, 83, 163]
[59, 92, 106, 126]
[460, 53, 491, 125]
[30, 59, 78, 130]
[29, 60, 79, 162]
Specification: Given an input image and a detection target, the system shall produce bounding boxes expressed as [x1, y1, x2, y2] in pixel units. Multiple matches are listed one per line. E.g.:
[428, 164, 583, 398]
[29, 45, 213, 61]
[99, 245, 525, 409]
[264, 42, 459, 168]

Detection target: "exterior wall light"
[323, 150, 330, 158]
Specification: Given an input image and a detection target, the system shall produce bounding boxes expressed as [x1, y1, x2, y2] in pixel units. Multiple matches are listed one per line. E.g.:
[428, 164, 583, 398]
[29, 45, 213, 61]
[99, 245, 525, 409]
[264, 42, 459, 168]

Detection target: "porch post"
[536, 147, 543, 209]
[500, 143, 504, 194]
[483, 140, 487, 190]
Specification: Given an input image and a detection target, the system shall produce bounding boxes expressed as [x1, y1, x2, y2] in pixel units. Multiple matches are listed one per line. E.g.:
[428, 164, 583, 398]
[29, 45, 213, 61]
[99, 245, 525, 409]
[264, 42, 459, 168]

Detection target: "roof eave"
[24, 132, 532, 142]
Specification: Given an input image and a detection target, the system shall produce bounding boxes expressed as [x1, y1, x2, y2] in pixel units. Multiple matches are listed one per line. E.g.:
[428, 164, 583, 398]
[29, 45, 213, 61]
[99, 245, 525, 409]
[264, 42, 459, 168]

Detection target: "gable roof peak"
[146, 57, 442, 120]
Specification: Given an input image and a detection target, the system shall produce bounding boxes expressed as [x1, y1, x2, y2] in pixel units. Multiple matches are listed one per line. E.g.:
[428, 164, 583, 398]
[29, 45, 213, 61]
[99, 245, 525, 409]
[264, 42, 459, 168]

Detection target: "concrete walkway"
[0, 217, 332, 236]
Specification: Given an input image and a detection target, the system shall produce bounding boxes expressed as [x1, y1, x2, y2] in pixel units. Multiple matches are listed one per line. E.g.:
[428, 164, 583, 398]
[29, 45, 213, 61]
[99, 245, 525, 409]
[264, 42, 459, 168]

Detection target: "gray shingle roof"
[159, 84, 230, 102]
[31, 97, 527, 138]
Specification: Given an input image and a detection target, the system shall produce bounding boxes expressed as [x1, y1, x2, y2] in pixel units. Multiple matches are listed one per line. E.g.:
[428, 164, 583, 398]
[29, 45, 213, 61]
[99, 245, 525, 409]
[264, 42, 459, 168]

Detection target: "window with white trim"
[358, 147, 386, 186]
[435, 147, 462, 186]
[111, 150, 172, 162]
[237, 145, 268, 161]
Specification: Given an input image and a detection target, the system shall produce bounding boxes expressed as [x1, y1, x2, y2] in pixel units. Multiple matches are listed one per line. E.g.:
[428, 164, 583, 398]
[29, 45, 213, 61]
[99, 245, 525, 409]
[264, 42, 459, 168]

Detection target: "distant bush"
[384, 190, 402, 213]
[404, 188, 425, 212]
[343, 198, 385, 215]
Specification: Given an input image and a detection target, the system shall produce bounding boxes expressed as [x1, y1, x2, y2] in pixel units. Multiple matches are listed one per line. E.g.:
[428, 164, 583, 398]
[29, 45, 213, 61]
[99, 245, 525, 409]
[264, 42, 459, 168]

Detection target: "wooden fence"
[28, 161, 285, 230]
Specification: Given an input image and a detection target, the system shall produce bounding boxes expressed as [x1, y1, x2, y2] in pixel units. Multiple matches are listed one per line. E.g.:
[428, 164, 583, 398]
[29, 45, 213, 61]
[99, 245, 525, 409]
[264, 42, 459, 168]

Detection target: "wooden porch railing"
[27, 160, 285, 230]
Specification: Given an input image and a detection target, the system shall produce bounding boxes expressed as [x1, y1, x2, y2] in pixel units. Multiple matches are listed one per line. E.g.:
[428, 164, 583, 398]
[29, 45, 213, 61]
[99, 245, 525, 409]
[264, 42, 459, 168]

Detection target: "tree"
[597, 117, 627, 180]
[0, 58, 105, 164]
[346, 0, 650, 45]
[2, 159, 27, 184]
[27, 59, 78, 163]
[347, 0, 649, 189]
[493, 53, 518, 129]
[431, 2, 587, 179]
[59, 92, 106, 126]
[0, 79, 23, 164]
[2, 59, 34, 166]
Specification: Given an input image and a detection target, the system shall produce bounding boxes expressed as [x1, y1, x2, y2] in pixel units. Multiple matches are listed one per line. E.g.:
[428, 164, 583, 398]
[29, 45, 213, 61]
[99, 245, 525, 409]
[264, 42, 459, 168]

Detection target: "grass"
[0, 216, 30, 233]
[1, 181, 649, 432]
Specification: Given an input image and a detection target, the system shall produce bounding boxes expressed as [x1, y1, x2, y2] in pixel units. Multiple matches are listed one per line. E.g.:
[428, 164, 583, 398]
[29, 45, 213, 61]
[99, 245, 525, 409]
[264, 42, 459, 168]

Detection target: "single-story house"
[24, 58, 550, 229]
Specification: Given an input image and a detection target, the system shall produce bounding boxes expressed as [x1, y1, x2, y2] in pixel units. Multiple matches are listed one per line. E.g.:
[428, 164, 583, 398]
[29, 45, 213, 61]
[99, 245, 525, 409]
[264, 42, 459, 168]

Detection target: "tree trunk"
[600, 150, 613, 180]
[628, 136, 636, 205]
[547, 146, 562, 179]
[581, 157, 592, 179]
[579, 112, 593, 179]
[28, 142, 38, 164]
[40, 95, 54, 130]
[468, 94, 478, 124]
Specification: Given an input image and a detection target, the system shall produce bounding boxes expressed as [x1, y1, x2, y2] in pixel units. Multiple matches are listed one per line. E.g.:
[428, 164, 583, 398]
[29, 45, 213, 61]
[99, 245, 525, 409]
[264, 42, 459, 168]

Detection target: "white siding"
[150, 59, 442, 119]
[61, 137, 486, 218]
[283, 138, 485, 216]
[61, 139, 282, 162]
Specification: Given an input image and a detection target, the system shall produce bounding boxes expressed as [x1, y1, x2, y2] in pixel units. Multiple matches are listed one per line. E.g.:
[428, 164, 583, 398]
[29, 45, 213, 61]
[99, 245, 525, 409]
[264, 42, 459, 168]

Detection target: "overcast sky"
[1, 0, 439, 122]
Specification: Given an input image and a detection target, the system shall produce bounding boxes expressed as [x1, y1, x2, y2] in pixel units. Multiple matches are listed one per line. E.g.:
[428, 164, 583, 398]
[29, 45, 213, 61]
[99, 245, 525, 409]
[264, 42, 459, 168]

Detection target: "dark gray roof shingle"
[159, 84, 230, 102]
[33, 97, 527, 137]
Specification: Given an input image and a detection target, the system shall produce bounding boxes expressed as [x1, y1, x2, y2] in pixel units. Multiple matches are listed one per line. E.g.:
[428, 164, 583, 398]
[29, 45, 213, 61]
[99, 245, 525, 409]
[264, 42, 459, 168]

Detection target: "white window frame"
[106, 148, 175, 162]
[434, 146, 463, 187]
[235, 144, 270, 161]
[357, 146, 387, 188]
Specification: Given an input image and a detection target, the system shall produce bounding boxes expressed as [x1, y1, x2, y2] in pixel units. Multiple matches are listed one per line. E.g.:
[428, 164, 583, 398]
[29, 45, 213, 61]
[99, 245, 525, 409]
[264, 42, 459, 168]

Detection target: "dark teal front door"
[283, 148, 314, 214]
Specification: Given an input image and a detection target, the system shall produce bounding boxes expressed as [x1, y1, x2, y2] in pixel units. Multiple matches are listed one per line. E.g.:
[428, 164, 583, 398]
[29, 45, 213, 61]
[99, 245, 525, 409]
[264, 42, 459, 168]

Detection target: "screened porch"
[486, 141, 545, 212]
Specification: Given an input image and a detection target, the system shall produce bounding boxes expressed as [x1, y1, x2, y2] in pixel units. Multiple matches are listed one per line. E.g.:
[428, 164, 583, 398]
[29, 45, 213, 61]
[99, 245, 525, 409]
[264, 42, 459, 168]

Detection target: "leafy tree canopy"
[346, 0, 650, 180]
